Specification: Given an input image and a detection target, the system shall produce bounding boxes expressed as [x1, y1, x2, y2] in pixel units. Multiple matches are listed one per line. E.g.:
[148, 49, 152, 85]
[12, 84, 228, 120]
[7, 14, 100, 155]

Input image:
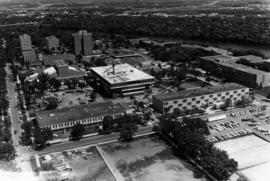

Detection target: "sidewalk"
[48, 132, 99, 144]
[96, 146, 125, 181]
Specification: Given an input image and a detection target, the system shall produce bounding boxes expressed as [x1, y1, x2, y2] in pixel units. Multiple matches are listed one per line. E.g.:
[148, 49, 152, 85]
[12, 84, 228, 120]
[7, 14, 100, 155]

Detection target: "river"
[149, 36, 270, 58]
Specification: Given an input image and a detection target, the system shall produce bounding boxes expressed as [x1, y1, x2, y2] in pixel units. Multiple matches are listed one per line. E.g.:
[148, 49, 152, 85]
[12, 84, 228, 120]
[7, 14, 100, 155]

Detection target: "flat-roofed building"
[201, 55, 270, 87]
[91, 63, 155, 98]
[19, 34, 32, 51]
[53, 59, 86, 80]
[22, 49, 37, 63]
[35, 101, 130, 131]
[43, 54, 75, 66]
[153, 83, 249, 113]
[45, 36, 59, 51]
[72, 30, 93, 56]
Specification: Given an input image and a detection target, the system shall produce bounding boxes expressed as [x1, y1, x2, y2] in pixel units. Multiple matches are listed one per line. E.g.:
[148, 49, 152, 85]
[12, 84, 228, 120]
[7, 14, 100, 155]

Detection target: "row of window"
[165, 90, 248, 106]
[165, 96, 242, 110]
[49, 116, 105, 130]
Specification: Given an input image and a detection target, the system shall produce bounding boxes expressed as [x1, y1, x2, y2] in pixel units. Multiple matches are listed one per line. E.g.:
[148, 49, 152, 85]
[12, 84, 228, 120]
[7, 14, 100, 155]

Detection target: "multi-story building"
[72, 30, 93, 56]
[153, 83, 249, 113]
[22, 49, 37, 63]
[91, 63, 155, 98]
[200, 55, 270, 88]
[19, 34, 32, 51]
[45, 36, 59, 51]
[35, 101, 131, 131]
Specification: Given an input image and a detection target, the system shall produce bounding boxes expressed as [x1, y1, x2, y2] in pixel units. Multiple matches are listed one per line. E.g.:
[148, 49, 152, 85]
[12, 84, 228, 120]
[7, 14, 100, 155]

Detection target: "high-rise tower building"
[19, 34, 32, 51]
[72, 30, 93, 56]
[45, 36, 59, 51]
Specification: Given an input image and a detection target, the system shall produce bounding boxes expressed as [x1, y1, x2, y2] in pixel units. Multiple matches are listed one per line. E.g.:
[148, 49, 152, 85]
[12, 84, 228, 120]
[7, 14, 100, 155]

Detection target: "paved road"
[35, 126, 153, 155]
[5, 64, 34, 173]
[5, 64, 21, 144]
[0, 22, 39, 27]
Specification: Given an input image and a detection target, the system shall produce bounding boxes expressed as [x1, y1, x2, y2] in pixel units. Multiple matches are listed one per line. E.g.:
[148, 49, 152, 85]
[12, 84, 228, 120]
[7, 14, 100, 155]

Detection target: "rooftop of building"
[153, 83, 247, 102]
[91, 63, 155, 84]
[237, 55, 265, 63]
[19, 34, 31, 39]
[35, 101, 128, 127]
[43, 54, 75, 66]
[22, 49, 36, 58]
[54, 59, 67, 67]
[200, 54, 235, 62]
[72, 30, 92, 35]
[106, 48, 137, 58]
[120, 54, 151, 67]
[201, 55, 270, 75]
[45, 35, 59, 41]
[56, 65, 86, 80]
[219, 61, 270, 75]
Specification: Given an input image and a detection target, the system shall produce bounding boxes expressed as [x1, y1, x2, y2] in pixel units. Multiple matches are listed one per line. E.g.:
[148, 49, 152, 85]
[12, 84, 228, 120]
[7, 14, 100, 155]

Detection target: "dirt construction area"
[215, 135, 270, 181]
[101, 135, 202, 181]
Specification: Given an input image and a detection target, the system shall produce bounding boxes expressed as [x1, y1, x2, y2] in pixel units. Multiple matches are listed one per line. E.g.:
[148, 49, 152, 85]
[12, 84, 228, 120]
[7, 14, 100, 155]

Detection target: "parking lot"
[206, 106, 270, 143]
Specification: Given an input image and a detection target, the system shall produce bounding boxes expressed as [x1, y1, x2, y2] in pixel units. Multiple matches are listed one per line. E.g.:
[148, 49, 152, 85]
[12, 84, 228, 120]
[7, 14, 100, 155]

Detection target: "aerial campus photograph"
[2, 0, 270, 181]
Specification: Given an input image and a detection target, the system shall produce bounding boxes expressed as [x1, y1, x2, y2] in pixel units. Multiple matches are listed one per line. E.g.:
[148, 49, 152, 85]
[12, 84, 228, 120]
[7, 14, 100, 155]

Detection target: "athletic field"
[215, 135, 270, 181]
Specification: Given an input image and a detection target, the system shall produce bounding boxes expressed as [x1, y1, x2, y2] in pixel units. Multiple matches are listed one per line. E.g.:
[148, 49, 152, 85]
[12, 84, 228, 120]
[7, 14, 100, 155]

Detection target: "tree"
[25, 61, 30, 69]
[175, 69, 187, 83]
[70, 123, 85, 140]
[78, 81, 86, 90]
[50, 77, 61, 91]
[20, 122, 32, 146]
[46, 97, 58, 110]
[224, 98, 233, 108]
[119, 122, 138, 142]
[65, 79, 77, 89]
[0, 143, 15, 161]
[37, 73, 49, 94]
[76, 54, 83, 63]
[90, 91, 97, 102]
[102, 115, 114, 133]
[143, 111, 151, 121]
[32, 127, 53, 148]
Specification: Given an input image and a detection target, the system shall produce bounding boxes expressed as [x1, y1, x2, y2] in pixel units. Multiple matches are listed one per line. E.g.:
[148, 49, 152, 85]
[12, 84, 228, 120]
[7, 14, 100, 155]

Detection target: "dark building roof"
[43, 54, 75, 66]
[56, 65, 86, 80]
[153, 83, 247, 102]
[36, 101, 129, 127]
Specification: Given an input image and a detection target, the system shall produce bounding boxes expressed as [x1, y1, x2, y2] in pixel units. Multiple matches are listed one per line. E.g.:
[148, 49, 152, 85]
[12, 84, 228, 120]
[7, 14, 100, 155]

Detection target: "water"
[150, 36, 270, 58]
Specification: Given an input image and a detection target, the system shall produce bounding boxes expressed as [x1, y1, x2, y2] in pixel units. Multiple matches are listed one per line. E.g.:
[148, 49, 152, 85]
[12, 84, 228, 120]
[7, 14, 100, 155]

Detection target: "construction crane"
[103, 59, 121, 75]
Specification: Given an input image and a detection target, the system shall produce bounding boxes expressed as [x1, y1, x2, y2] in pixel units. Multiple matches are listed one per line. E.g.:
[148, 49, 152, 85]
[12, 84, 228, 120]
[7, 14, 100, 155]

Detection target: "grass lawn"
[101, 135, 203, 181]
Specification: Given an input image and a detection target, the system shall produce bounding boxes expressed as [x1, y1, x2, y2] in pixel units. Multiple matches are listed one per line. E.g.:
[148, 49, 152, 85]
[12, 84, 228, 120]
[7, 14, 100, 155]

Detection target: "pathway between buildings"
[96, 146, 125, 181]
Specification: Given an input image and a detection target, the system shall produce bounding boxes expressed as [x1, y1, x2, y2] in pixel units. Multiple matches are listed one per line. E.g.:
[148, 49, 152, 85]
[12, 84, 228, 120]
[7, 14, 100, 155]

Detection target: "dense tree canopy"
[156, 116, 237, 180]
[70, 123, 85, 140]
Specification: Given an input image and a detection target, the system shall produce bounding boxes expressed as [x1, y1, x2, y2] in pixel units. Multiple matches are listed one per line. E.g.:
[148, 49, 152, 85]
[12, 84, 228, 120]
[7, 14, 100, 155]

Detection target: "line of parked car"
[231, 107, 265, 118]
[208, 129, 252, 143]
[209, 121, 240, 132]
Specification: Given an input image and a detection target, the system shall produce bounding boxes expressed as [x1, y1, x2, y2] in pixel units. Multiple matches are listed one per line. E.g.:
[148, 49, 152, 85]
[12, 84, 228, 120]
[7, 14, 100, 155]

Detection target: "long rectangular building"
[200, 55, 270, 87]
[91, 63, 155, 98]
[35, 101, 131, 131]
[153, 83, 249, 113]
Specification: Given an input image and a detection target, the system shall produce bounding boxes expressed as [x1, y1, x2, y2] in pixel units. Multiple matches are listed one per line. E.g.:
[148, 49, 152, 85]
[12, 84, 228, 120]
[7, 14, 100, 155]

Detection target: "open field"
[40, 146, 115, 181]
[215, 135, 270, 169]
[101, 135, 202, 181]
[215, 135, 270, 181]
